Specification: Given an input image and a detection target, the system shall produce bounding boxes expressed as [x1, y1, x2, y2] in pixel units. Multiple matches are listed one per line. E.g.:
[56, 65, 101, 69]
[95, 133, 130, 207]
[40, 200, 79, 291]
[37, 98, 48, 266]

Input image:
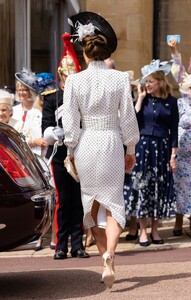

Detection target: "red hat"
[57, 32, 81, 79]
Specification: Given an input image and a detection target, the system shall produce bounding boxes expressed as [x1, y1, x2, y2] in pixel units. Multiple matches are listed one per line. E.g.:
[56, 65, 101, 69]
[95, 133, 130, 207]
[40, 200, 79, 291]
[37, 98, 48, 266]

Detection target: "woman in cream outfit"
[0, 89, 17, 126]
[13, 68, 48, 157]
[63, 12, 139, 288]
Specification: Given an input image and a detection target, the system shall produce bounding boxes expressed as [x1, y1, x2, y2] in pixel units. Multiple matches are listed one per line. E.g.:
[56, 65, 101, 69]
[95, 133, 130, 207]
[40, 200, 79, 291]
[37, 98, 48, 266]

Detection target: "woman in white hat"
[0, 89, 17, 126]
[124, 59, 179, 247]
[63, 12, 139, 288]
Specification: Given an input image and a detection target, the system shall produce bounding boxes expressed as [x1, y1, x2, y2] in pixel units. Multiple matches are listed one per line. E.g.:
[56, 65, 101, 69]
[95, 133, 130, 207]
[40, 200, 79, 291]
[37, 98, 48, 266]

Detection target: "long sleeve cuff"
[171, 53, 181, 65]
[67, 148, 74, 157]
[126, 144, 136, 155]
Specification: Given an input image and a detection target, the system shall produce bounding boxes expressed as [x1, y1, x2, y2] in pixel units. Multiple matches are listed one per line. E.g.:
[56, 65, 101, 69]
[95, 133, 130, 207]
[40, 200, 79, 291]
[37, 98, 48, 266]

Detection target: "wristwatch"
[171, 154, 177, 159]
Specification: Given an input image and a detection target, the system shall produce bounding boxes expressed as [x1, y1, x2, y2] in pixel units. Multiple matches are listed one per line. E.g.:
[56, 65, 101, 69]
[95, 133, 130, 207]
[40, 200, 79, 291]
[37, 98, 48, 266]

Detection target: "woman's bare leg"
[174, 214, 183, 231]
[85, 228, 95, 247]
[105, 211, 123, 272]
[105, 211, 123, 255]
[91, 200, 107, 256]
[139, 217, 148, 242]
[128, 216, 138, 235]
[151, 219, 162, 240]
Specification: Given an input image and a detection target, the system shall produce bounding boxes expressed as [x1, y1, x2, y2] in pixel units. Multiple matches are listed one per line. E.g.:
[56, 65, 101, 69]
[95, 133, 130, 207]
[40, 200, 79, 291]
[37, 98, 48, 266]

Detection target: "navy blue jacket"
[136, 94, 179, 147]
[42, 89, 67, 163]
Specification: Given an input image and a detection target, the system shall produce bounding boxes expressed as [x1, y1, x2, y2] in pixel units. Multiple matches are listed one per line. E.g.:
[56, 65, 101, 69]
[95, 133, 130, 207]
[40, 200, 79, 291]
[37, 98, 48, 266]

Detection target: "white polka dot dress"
[62, 61, 139, 230]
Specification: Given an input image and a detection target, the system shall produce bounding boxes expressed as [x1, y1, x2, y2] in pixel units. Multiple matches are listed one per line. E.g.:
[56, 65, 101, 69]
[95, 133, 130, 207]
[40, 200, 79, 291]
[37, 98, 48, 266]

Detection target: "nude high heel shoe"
[102, 252, 115, 288]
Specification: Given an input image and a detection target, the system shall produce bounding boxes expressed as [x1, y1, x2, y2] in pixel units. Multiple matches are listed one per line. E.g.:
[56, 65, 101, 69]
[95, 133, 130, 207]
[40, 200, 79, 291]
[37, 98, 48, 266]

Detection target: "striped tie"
[22, 110, 27, 122]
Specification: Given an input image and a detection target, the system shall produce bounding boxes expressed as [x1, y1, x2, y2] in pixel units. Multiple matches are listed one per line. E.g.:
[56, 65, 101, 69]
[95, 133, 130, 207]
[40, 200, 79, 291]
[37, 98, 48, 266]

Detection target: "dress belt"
[82, 115, 119, 130]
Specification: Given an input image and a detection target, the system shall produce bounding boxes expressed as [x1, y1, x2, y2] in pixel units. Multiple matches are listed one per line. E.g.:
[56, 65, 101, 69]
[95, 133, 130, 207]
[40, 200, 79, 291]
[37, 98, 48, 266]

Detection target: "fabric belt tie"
[82, 115, 119, 130]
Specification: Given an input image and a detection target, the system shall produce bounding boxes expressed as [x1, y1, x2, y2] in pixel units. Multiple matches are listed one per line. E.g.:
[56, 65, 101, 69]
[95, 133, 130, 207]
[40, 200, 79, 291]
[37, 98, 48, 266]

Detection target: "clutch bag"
[64, 157, 80, 183]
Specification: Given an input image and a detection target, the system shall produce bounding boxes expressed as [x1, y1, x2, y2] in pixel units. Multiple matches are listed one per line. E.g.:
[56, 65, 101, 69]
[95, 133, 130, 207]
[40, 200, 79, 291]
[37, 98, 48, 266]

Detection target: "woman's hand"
[64, 155, 77, 172]
[167, 38, 177, 48]
[167, 38, 178, 55]
[125, 154, 136, 174]
[137, 83, 146, 98]
[170, 157, 177, 173]
[135, 83, 146, 112]
[64, 155, 74, 164]
[29, 138, 48, 148]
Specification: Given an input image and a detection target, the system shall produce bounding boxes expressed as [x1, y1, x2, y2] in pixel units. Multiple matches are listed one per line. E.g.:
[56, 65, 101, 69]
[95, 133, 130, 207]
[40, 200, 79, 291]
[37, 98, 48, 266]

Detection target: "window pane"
[31, 0, 62, 74]
[0, 0, 15, 89]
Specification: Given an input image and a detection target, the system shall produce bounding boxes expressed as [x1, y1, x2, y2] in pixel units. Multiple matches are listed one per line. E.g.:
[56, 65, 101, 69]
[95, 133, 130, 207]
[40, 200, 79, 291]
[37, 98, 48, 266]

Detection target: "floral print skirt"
[173, 127, 191, 214]
[124, 135, 176, 219]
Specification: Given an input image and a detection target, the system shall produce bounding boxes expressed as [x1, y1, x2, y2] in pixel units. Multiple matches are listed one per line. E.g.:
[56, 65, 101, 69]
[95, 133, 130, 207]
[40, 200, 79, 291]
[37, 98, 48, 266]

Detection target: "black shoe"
[173, 229, 182, 236]
[71, 249, 90, 258]
[150, 234, 164, 244]
[35, 238, 43, 251]
[35, 245, 43, 251]
[139, 240, 151, 247]
[54, 250, 67, 259]
[125, 229, 138, 241]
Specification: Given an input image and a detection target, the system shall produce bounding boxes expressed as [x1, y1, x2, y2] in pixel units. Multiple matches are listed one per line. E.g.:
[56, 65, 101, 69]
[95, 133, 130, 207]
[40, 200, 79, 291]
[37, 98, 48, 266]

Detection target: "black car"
[0, 122, 54, 251]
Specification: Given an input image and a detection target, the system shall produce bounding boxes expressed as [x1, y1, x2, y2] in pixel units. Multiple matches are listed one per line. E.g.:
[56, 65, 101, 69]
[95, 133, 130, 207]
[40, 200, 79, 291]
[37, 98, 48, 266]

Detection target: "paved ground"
[0, 217, 190, 258]
[0, 248, 191, 299]
[0, 217, 191, 299]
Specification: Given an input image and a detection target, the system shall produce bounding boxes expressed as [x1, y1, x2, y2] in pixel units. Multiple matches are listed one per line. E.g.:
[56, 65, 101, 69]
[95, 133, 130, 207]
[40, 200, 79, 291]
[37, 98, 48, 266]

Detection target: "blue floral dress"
[124, 95, 178, 219]
[173, 96, 191, 215]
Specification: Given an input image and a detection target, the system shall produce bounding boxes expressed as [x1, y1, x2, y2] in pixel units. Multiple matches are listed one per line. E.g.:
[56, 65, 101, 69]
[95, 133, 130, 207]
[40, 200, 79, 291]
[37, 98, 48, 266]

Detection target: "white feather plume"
[20, 68, 37, 86]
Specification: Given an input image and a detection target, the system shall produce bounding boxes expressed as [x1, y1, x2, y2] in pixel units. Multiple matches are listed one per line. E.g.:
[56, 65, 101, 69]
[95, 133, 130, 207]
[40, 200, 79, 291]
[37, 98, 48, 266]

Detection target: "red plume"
[58, 33, 81, 73]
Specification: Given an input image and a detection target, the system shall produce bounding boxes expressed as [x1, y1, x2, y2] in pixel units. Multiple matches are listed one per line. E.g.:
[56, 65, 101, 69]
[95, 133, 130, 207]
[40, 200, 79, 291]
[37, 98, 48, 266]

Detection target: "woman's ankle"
[174, 214, 183, 230]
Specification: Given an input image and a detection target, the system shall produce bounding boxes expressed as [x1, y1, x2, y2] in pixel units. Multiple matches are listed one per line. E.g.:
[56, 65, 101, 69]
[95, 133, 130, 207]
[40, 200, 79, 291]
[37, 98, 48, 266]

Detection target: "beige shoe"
[102, 252, 115, 288]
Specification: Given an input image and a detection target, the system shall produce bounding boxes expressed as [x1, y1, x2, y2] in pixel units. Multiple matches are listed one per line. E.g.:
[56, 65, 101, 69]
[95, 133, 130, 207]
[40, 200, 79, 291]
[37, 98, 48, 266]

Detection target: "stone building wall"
[159, 0, 191, 68]
[78, 0, 153, 79]
[158, 0, 191, 97]
[78, 0, 191, 90]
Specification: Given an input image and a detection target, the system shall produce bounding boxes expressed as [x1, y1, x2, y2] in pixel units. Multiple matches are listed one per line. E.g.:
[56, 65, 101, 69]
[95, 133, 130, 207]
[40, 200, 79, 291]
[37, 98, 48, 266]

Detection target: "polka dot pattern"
[63, 61, 139, 229]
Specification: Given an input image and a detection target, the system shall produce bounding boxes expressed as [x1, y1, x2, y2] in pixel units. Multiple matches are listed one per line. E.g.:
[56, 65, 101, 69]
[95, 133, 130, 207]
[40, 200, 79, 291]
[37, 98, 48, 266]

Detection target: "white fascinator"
[68, 19, 99, 43]
[140, 59, 171, 84]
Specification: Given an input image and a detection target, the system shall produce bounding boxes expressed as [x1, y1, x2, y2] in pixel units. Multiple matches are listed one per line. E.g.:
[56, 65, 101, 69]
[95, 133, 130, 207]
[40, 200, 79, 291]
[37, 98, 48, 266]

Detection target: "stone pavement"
[0, 217, 190, 258]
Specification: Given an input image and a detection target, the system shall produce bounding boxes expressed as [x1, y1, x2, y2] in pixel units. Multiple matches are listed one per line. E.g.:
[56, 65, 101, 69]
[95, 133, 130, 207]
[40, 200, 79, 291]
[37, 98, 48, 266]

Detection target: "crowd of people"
[0, 11, 191, 289]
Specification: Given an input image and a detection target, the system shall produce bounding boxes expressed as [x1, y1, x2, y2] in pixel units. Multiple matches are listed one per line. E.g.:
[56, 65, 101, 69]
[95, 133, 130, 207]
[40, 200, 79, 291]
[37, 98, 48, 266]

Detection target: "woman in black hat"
[63, 12, 139, 288]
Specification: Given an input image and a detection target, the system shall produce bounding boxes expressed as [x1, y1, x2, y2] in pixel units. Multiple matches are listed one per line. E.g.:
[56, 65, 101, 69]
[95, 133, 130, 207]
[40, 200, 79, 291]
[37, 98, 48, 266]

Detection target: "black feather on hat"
[68, 11, 117, 53]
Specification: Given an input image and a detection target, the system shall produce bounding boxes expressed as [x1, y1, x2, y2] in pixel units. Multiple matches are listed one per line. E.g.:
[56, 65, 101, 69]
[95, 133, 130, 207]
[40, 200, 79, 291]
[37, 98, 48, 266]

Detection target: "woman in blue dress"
[167, 39, 191, 235]
[124, 60, 179, 246]
[173, 73, 191, 235]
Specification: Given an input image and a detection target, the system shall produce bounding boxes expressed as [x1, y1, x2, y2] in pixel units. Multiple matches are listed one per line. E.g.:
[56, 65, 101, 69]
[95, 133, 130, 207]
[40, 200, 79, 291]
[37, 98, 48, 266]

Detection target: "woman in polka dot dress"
[63, 12, 139, 288]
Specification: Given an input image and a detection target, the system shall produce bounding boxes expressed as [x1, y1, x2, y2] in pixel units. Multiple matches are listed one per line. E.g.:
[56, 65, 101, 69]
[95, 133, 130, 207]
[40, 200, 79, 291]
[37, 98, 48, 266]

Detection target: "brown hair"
[82, 35, 111, 61]
[150, 71, 172, 99]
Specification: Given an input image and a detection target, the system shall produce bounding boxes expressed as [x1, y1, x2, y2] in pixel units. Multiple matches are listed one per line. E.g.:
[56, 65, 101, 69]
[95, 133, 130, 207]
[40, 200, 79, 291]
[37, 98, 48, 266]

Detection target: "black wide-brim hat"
[69, 11, 117, 53]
